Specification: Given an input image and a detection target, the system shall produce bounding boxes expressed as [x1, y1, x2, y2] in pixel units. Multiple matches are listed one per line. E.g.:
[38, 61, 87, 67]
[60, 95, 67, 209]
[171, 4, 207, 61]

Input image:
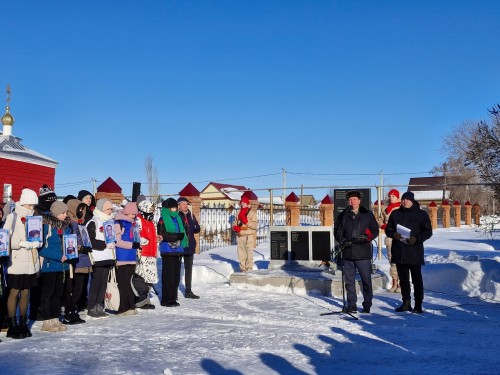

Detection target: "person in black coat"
[385, 191, 432, 313]
[177, 197, 201, 299]
[334, 191, 379, 314]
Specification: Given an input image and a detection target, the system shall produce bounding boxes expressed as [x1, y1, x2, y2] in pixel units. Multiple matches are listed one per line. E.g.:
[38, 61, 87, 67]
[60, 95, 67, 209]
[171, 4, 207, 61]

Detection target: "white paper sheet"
[396, 224, 411, 240]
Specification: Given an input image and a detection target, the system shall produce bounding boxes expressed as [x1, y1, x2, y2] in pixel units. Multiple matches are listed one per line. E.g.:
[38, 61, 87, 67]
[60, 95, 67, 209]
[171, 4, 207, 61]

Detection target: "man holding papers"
[385, 191, 433, 313]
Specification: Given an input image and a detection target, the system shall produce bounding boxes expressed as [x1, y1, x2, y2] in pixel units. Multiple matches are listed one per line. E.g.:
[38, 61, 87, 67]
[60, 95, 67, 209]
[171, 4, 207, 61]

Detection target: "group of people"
[0, 185, 201, 340]
[334, 189, 433, 314]
[0, 183, 432, 341]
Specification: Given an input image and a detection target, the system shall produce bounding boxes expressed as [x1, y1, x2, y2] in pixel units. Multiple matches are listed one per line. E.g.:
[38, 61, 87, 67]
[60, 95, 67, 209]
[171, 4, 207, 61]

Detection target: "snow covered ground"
[1, 226, 499, 375]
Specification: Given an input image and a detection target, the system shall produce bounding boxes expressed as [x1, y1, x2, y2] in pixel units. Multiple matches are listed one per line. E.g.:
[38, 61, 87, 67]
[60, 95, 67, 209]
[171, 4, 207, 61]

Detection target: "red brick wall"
[0, 158, 56, 202]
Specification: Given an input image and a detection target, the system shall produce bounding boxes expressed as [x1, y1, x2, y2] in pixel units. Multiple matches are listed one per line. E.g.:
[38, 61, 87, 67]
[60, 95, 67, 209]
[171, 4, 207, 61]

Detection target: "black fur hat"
[162, 198, 178, 208]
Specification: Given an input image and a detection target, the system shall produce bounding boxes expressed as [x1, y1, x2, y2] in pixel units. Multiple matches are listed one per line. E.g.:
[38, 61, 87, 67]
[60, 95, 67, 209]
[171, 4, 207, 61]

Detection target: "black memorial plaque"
[334, 188, 371, 221]
[270, 231, 288, 260]
[290, 231, 309, 260]
[312, 231, 332, 260]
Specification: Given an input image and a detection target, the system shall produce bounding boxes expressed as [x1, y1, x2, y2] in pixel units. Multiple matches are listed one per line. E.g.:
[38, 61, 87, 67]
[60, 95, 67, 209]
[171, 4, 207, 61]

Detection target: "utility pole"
[282, 168, 286, 204]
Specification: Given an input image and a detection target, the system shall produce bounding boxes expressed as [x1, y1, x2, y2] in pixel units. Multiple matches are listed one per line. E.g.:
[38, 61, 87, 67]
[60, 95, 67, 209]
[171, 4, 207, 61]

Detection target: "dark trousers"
[88, 266, 110, 310]
[161, 255, 182, 304]
[343, 258, 373, 308]
[29, 279, 42, 319]
[182, 254, 194, 293]
[396, 264, 424, 302]
[0, 263, 9, 326]
[40, 272, 65, 320]
[76, 273, 90, 310]
[63, 272, 86, 315]
[116, 264, 136, 313]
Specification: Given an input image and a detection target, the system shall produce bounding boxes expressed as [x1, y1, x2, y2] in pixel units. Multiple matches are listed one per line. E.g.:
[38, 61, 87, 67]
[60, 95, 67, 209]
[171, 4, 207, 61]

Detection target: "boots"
[395, 300, 413, 312]
[6, 316, 23, 339]
[19, 316, 32, 338]
[413, 301, 423, 314]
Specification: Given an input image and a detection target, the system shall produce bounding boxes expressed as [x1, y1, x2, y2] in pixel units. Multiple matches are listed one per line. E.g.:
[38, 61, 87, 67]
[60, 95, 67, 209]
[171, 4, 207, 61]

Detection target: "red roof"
[321, 195, 333, 204]
[286, 192, 300, 203]
[97, 177, 122, 194]
[179, 183, 200, 197]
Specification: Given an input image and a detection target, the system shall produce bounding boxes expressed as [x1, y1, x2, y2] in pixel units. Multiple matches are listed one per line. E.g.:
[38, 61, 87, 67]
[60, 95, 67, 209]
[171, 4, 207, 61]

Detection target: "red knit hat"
[388, 189, 400, 199]
[240, 196, 250, 205]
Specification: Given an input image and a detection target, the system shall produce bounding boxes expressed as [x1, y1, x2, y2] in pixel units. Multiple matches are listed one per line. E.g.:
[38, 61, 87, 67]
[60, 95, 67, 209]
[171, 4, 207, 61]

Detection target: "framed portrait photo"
[103, 220, 116, 244]
[79, 225, 92, 247]
[64, 234, 78, 259]
[26, 216, 43, 242]
[0, 229, 9, 256]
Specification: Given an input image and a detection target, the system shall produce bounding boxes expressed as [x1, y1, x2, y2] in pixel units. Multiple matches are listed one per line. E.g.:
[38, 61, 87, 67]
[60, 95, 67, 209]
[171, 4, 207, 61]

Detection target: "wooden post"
[464, 201, 472, 226]
[473, 203, 481, 226]
[442, 200, 451, 228]
[453, 200, 461, 228]
[429, 201, 438, 230]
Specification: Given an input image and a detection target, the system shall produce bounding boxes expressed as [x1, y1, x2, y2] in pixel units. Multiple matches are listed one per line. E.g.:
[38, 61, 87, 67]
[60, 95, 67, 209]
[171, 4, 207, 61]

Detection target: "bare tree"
[435, 121, 491, 208]
[464, 105, 500, 201]
[145, 155, 160, 203]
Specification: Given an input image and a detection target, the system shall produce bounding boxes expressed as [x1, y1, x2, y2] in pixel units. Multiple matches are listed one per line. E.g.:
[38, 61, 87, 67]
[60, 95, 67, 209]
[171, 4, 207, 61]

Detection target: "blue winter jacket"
[40, 222, 71, 273]
[115, 216, 137, 262]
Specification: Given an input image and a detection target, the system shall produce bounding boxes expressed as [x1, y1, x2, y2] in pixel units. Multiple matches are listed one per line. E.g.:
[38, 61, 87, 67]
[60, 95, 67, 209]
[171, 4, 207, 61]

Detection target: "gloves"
[140, 237, 149, 246]
[177, 233, 185, 241]
[364, 229, 373, 242]
[233, 225, 241, 233]
[132, 242, 141, 249]
[393, 233, 402, 241]
[80, 246, 92, 254]
[407, 236, 417, 246]
[19, 241, 41, 249]
[352, 234, 368, 245]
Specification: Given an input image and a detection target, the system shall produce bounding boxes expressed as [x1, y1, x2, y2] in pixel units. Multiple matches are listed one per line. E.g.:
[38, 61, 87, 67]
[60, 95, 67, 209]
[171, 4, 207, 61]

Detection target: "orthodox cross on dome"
[6, 84, 11, 106]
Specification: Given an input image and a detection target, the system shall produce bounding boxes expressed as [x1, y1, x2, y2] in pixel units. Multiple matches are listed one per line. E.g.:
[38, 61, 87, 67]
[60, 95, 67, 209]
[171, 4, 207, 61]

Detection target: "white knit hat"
[19, 188, 39, 206]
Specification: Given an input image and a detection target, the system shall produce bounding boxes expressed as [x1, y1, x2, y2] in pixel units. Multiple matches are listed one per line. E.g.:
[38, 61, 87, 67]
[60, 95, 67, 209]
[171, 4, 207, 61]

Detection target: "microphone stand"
[320, 243, 358, 320]
[321, 207, 358, 320]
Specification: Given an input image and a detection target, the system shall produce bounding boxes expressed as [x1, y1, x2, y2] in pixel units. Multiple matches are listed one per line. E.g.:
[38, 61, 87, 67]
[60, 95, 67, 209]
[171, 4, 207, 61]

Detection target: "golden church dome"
[1, 106, 15, 126]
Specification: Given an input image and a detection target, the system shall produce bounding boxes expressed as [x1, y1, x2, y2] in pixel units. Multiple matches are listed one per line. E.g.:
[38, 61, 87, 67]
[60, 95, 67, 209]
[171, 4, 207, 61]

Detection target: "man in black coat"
[177, 197, 201, 299]
[334, 191, 379, 314]
[385, 191, 432, 313]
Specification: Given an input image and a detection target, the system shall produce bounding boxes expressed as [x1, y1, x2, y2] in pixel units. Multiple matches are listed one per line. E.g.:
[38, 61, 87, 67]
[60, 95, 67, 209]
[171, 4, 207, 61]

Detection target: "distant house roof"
[97, 177, 122, 194]
[408, 176, 446, 191]
[408, 176, 450, 202]
[0, 134, 58, 168]
[300, 195, 316, 207]
[200, 182, 249, 201]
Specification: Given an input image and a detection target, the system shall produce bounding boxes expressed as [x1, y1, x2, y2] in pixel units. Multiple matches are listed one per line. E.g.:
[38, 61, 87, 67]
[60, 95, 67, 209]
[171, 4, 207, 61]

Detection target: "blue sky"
[2, 1, 500, 200]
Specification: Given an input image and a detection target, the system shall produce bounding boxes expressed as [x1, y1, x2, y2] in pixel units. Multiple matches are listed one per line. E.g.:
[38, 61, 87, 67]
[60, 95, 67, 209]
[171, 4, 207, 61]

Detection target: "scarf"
[385, 202, 400, 215]
[161, 208, 188, 248]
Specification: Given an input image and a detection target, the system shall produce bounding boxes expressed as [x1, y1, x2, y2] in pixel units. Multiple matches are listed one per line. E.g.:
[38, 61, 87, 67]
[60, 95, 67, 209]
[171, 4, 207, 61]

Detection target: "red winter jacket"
[137, 214, 158, 257]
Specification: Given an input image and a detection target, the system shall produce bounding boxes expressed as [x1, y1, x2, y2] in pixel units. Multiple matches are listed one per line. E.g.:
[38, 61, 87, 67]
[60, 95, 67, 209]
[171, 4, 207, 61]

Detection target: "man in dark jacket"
[177, 197, 201, 299]
[334, 191, 379, 314]
[385, 191, 432, 313]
